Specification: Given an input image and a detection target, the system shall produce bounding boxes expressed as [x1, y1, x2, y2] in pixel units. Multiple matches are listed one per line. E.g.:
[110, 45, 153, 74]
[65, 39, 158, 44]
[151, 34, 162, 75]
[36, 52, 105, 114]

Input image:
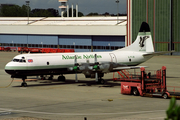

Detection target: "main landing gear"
[40, 75, 54, 80]
[20, 75, 66, 87]
[97, 77, 105, 84]
[20, 74, 104, 87]
[58, 75, 66, 81]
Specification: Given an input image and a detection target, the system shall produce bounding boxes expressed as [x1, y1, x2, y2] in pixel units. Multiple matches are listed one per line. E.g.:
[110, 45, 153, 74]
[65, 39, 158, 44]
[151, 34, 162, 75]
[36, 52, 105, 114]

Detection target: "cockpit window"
[13, 59, 20, 62]
[12, 59, 26, 63]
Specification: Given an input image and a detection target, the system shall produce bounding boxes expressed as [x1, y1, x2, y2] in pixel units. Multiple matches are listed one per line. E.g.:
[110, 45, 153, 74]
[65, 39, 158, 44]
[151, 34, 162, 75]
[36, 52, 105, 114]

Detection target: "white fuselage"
[5, 50, 149, 78]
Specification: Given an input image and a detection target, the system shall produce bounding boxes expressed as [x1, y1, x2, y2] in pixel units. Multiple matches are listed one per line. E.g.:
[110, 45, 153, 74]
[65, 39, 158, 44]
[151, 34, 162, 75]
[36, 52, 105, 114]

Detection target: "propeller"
[93, 54, 99, 82]
[72, 54, 101, 82]
[73, 55, 79, 82]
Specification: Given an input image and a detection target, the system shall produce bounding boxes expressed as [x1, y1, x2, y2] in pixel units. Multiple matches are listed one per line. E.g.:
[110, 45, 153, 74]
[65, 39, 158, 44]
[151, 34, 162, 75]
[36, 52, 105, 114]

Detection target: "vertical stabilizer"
[119, 22, 154, 53]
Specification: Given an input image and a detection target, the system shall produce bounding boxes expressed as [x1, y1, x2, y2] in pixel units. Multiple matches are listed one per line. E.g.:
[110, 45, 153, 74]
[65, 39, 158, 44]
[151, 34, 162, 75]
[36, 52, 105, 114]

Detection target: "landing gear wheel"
[21, 82, 27, 87]
[48, 76, 53, 80]
[21, 78, 27, 87]
[41, 77, 46, 80]
[58, 76, 66, 81]
[132, 88, 139, 96]
[163, 93, 168, 99]
[98, 79, 105, 84]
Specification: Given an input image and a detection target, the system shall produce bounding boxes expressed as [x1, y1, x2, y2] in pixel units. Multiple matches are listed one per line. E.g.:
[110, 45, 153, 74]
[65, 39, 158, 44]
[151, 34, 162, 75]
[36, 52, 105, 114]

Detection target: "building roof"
[0, 16, 127, 36]
[0, 16, 127, 26]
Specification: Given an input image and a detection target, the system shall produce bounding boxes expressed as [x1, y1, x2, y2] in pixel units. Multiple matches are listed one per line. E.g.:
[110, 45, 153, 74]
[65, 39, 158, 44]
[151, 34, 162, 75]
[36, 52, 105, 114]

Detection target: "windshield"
[12, 59, 26, 63]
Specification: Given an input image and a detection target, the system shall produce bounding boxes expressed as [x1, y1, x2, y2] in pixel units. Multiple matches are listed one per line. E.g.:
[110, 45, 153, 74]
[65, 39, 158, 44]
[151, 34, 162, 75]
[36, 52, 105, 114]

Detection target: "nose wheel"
[21, 78, 27, 87]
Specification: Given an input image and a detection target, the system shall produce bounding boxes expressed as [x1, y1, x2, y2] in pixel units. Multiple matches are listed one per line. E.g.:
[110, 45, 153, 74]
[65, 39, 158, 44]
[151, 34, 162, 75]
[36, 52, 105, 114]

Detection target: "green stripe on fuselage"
[5, 64, 73, 70]
[5, 61, 143, 71]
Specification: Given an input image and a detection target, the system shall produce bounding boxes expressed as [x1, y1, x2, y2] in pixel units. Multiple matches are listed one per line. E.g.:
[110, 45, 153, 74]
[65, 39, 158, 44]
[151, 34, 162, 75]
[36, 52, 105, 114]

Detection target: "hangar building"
[127, 0, 180, 55]
[0, 17, 127, 52]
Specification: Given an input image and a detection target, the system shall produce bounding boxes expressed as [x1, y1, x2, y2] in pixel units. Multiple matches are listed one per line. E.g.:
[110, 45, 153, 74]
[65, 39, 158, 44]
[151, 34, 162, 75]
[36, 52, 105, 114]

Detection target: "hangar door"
[28, 35, 58, 48]
[0, 35, 58, 48]
[0, 35, 27, 47]
[92, 36, 125, 51]
[59, 36, 92, 52]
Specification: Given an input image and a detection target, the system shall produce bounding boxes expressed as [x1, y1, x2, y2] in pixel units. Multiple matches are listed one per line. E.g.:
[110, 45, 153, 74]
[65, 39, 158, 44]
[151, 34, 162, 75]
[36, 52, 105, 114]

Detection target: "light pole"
[41, 42, 43, 48]
[73, 42, 75, 49]
[116, 0, 119, 24]
[26, 1, 30, 24]
[108, 43, 111, 50]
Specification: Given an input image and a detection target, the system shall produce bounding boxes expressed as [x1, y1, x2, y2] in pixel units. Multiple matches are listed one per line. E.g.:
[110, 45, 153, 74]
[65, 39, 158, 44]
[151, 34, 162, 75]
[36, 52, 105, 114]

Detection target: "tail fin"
[119, 22, 154, 52]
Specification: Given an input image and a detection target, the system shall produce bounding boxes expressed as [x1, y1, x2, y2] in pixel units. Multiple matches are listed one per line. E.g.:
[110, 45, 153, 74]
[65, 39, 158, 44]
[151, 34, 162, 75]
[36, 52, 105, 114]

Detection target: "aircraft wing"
[71, 60, 147, 73]
[69, 54, 148, 82]
[143, 51, 175, 56]
[113, 66, 147, 71]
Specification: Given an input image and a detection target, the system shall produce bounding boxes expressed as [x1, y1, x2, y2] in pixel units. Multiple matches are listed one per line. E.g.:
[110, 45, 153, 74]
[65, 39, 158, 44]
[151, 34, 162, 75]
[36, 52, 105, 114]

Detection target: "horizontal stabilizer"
[143, 51, 175, 56]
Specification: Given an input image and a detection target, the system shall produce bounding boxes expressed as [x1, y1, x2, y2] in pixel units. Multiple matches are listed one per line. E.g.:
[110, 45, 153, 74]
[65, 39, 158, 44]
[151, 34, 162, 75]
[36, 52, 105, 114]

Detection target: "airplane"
[4, 22, 172, 87]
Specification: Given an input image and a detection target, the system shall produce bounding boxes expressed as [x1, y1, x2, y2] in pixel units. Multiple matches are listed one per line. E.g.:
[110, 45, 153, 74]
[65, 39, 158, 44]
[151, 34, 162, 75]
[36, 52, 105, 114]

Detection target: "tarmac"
[0, 51, 180, 120]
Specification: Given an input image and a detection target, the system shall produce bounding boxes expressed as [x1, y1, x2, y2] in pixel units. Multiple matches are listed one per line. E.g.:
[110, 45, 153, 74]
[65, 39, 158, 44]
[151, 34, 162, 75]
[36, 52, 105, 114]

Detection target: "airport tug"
[113, 66, 180, 99]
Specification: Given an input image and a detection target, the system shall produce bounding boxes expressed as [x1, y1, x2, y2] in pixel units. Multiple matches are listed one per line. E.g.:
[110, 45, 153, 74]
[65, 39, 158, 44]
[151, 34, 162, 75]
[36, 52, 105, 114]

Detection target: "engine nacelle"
[99, 63, 111, 72]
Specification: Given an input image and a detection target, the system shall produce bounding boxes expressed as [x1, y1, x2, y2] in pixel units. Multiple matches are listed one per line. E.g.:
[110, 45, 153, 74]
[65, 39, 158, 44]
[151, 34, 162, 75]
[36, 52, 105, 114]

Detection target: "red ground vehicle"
[1, 47, 16, 51]
[18, 47, 75, 53]
[10, 47, 17, 51]
[18, 47, 29, 53]
[29, 48, 40, 53]
[113, 66, 179, 99]
[4, 47, 11, 51]
[64, 49, 75, 52]
[0, 47, 4, 51]
[40, 48, 51, 53]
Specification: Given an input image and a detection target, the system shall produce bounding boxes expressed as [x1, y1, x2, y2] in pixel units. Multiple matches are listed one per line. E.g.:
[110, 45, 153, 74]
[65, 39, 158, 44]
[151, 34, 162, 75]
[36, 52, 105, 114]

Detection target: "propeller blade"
[94, 54, 97, 62]
[74, 55, 77, 64]
[74, 55, 78, 82]
[94, 54, 99, 82]
[75, 73, 78, 82]
[95, 72, 98, 82]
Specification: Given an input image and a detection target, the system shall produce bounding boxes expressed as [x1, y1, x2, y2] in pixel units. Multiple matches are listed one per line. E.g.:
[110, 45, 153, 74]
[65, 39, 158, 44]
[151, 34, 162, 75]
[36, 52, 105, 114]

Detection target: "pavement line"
[0, 108, 165, 116]
[149, 117, 165, 119]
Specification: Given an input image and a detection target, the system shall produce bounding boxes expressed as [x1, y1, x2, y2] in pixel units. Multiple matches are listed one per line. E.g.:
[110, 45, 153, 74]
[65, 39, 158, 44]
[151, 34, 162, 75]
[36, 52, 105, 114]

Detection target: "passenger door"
[109, 53, 117, 63]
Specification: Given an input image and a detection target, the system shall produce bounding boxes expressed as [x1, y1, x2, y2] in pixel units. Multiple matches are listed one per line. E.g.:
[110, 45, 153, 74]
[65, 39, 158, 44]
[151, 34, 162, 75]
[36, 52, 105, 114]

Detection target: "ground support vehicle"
[0, 47, 14, 51]
[113, 66, 180, 99]
[17, 47, 74, 53]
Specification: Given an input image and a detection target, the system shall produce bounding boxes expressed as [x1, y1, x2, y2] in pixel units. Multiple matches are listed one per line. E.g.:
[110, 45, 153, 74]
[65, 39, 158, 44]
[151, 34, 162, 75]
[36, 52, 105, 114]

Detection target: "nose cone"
[4, 62, 16, 75]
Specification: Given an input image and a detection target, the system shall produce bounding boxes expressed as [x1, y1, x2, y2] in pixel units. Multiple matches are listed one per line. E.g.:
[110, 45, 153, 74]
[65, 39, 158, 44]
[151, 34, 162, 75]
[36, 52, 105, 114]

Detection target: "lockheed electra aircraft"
[5, 22, 171, 87]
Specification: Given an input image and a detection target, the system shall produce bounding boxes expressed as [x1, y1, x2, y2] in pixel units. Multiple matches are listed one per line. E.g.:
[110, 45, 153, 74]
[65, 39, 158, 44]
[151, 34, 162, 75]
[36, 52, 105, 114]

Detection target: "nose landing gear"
[21, 78, 27, 87]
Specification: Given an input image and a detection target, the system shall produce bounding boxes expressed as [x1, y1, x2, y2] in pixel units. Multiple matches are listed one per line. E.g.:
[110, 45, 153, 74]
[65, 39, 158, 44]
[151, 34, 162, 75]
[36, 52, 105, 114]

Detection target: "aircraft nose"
[4, 62, 16, 75]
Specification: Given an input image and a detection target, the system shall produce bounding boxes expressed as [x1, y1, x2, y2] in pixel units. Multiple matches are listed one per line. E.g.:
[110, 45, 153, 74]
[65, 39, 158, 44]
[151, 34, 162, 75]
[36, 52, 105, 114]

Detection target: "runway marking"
[149, 117, 165, 119]
[0, 110, 12, 116]
[0, 108, 165, 116]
